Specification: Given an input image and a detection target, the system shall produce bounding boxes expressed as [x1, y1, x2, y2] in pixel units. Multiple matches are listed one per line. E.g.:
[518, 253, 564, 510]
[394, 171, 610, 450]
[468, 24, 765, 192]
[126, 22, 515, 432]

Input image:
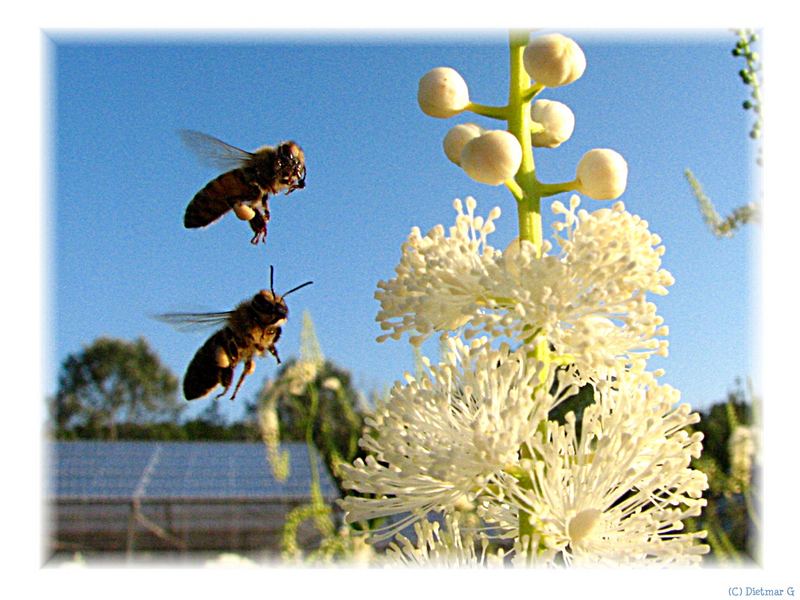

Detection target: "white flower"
[284, 359, 319, 395]
[376, 196, 673, 383]
[259, 396, 289, 481]
[418, 67, 470, 118]
[460, 130, 523, 185]
[338, 338, 552, 539]
[322, 376, 342, 392]
[484, 369, 709, 566]
[576, 148, 628, 200]
[485, 197, 673, 382]
[384, 514, 507, 567]
[375, 197, 502, 346]
[442, 123, 484, 166]
[523, 33, 586, 88]
[530, 99, 575, 148]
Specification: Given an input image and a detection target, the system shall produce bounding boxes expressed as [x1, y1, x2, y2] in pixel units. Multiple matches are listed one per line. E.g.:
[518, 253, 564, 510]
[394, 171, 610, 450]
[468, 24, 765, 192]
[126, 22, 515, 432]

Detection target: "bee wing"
[155, 311, 233, 332]
[179, 129, 254, 170]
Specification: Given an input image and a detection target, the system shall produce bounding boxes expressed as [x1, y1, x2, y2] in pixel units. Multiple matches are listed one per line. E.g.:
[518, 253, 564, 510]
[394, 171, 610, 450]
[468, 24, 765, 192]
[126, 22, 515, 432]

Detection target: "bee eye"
[252, 294, 270, 310]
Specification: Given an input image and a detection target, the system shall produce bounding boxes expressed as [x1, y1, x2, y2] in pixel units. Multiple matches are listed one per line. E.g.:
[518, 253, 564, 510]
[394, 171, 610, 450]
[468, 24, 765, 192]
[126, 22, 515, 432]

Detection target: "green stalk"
[508, 30, 542, 255]
[466, 101, 509, 120]
[507, 30, 546, 557]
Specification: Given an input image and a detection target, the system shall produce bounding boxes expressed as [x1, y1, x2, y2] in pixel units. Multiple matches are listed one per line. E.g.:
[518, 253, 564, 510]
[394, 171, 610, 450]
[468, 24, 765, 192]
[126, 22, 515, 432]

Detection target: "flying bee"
[179, 129, 306, 245]
[157, 267, 313, 401]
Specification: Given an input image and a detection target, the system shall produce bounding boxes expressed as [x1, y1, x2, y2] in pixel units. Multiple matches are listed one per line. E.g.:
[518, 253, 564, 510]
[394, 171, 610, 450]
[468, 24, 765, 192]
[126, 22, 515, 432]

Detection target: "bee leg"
[248, 207, 269, 245]
[214, 366, 234, 400]
[266, 326, 282, 364]
[229, 360, 256, 401]
[267, 344, 281, 364]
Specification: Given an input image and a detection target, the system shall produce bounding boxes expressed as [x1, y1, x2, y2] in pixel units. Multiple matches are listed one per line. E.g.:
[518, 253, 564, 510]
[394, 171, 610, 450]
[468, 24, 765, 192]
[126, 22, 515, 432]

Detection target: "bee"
[180, 129, 306, 245]
[158, 268, 313, 401]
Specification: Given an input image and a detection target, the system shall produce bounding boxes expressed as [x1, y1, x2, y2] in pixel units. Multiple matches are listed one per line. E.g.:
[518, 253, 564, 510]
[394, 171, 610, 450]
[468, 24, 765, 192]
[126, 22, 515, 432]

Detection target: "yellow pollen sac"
[244, 361, 256, 375]
[568, 508, 602, 544]
[215, 346, 230, 368]
[233, 203, 256, 221]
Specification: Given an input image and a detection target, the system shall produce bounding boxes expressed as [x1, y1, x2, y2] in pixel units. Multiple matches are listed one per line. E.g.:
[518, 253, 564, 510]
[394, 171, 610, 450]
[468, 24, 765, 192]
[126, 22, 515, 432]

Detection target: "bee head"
[278, 141, 306, 192]
[252, 289, 288, 321]
[254, 266, 313, 321]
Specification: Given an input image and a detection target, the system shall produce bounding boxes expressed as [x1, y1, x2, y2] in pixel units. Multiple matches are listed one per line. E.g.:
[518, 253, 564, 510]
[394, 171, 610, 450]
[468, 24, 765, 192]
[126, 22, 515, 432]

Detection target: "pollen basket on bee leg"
[233, 203, 256, 221]
[215, 346, 231, 368]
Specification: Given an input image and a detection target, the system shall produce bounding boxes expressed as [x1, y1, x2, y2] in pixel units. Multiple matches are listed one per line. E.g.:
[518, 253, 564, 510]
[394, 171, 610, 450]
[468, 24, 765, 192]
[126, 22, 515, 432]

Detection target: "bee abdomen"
[183, 329, 236, 400]
[184, 169, 262, 229]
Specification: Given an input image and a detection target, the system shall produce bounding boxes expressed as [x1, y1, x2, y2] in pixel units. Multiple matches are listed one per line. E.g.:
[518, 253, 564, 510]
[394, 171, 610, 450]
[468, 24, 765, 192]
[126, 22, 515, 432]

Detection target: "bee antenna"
[282, 281, 314, 297]
[269, 265, 275, 296]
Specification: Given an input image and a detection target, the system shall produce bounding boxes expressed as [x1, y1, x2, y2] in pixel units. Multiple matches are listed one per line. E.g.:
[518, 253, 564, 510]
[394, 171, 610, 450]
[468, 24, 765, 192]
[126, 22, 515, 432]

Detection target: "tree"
[50, 336, 182, 439]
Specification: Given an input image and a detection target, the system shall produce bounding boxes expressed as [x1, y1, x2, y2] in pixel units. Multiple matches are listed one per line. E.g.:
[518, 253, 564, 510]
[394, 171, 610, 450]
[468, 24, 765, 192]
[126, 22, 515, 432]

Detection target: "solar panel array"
[49, 441, 340, 501]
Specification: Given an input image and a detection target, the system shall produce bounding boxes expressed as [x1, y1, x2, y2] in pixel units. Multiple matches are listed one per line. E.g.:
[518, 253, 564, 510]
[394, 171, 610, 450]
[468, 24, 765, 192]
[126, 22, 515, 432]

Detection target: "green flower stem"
[505, 179, 524, 201]
[466, 101, 509, 120]
[507, 31, 550, 558]
[522, 82, 545, 103]
[306, 384, 335, 537]
[539, 178, 580, 198]
[508, 30, 541, 255]
[744, 490, 761, 533]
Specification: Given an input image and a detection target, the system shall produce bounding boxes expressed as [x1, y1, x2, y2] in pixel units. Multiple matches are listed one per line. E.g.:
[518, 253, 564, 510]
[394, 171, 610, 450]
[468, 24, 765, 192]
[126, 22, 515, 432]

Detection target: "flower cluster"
[375, 197, 501, 346]
[339, 338, 570, 538]
[376, 196, 672, 383]
[340, 339, 708, 564]
[417, 32, 627, 198]
[486, 369, 708, 565]
[340, 31, 709, 566]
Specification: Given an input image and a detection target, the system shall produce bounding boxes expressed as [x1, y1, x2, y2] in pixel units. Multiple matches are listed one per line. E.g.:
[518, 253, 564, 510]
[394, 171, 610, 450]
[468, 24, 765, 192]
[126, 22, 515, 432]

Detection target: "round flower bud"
[575, 148, 628, 200]
[417, 67, 470, 118]
[530, 99, 575, 148]
[442, 123, 484, 165]
[233, 203, 256, 221]
[460, 130, 522, 186]
[523, 33, 586, 88]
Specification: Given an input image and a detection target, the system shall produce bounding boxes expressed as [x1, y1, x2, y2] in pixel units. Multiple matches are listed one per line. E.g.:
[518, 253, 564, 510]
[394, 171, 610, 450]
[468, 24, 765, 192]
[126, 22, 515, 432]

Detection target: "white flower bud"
[322, 376, 342, 392]
[530, 99, 575, 148]
[442, 123, 484, 165]
[523, 33, 586, 88]
[417, 67, 470, 118]
[460, 130, 522, 186]
[575, 148, 628, 200]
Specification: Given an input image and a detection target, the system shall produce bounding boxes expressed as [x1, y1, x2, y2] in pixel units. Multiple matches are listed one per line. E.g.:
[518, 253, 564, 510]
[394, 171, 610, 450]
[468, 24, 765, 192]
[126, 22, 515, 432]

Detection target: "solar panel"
[48, 441, 340, 501]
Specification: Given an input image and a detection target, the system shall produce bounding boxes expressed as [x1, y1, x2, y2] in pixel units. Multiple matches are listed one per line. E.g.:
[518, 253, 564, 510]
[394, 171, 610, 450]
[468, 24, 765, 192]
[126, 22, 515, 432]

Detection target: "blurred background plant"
[685, 29, 761, 238]
[257, 312, 376, 563]
[688, 379, 760, 563]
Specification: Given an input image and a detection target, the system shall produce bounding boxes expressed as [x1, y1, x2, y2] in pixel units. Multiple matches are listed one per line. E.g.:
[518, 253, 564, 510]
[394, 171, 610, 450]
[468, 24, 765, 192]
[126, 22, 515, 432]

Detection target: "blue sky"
[45, 30, 759, 421]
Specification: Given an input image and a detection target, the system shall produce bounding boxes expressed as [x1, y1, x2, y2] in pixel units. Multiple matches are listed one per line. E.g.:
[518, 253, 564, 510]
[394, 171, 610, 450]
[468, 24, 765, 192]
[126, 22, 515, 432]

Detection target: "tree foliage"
[50, 336, 183, 440]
